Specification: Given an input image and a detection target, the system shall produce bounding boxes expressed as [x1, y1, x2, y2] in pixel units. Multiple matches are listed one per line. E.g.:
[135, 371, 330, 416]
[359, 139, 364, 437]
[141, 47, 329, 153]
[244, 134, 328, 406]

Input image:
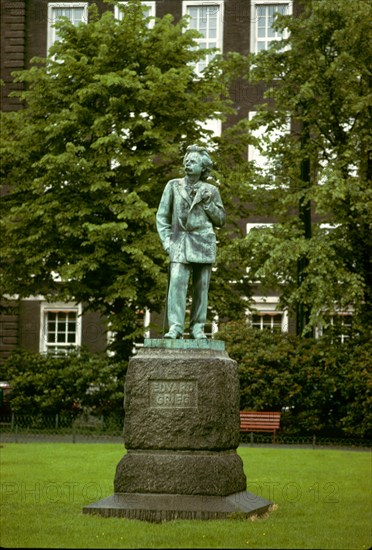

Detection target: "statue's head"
[183, 145, 213, 180]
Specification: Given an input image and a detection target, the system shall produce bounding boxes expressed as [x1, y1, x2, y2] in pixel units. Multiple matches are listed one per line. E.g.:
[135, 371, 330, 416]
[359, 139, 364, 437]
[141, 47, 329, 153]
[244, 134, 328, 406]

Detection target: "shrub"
[1, 348, 127, 419]
[216, 321, 372, 438]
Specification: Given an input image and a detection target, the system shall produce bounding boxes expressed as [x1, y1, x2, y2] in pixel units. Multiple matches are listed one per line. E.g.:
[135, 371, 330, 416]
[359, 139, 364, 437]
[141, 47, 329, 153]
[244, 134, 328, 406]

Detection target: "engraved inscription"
[149, 379, 197, 408]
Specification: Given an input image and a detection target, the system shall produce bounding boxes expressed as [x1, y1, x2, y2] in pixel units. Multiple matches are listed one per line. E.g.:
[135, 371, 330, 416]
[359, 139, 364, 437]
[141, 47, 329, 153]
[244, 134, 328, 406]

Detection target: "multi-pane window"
[41, 303, 82, 354]
[248, 296, 288, 333]
[320, 313, 353, 344]
[47, 311, 77, 353]
[47, 2, 88, 52]
[252, 312, 283, 332]
[183, 2, 223, 74]
[251, 1, 292, 53]
[115, 1, 156, 24]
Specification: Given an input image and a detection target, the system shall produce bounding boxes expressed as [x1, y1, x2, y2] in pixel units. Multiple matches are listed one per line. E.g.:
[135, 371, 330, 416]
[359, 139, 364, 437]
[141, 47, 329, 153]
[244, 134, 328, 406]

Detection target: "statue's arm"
[156, 181, 173, 253]
[202, 187, 226, 228]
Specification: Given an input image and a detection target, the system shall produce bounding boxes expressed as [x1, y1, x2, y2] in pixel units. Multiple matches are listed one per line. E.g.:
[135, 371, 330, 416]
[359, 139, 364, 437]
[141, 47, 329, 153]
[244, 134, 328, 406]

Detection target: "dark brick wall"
[0, 0, 26, 111]
[224, 0, 251, 55]
[156, 0, 181, 22]
[18, 300, 41, 353]
[25, 0, 48, 64]
[81, 309, 108, 355]
[0, 301, 19, 364]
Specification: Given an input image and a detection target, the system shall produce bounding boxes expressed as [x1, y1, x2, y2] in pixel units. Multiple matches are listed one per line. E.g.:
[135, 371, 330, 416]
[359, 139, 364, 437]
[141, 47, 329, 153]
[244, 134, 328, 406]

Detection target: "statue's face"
[184, 152, 203, 179]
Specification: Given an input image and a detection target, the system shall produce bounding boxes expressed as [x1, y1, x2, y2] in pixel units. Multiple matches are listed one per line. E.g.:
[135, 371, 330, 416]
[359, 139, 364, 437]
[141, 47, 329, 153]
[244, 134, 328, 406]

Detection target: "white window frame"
[47, 2, 88, 52]
[182, 1, 224, 75]
[143, 308, 151, 339]
[247, 296, 288, 332]
[40, 301, 82, 354]
[115, 1, 156, 26]
[250, 0, 292, 54]
[198, 117, 222, 139]
[246, 222, 274, 234]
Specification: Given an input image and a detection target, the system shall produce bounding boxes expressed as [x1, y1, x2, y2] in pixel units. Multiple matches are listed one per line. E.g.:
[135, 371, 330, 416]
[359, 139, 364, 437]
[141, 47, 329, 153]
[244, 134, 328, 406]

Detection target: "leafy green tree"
[236, 0, 372, 334]
[0, 0, 249, 357]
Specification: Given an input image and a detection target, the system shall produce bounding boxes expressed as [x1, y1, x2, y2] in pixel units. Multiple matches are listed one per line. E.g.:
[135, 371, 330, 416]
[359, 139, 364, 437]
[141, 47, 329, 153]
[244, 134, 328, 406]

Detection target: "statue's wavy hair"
[183, 145, 213, 180]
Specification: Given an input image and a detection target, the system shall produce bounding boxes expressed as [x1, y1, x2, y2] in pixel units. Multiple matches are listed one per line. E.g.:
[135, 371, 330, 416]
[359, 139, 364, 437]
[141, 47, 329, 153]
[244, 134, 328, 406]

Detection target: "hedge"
[216, 321, 372, 438]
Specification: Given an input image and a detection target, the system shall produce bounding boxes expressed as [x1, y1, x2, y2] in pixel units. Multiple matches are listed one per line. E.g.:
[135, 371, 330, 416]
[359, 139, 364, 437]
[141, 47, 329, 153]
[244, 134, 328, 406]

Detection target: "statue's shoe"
[190, 331, 207, 339]
[164, 329, 182, 339]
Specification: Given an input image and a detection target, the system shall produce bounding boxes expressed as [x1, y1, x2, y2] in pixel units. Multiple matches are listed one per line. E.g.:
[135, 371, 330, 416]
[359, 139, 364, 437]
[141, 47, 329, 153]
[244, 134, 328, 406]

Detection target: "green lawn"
[0, 443, 370, 549]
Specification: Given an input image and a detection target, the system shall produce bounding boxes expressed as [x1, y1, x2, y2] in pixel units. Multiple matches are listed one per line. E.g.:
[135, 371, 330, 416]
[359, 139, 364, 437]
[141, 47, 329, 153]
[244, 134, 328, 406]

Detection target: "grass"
[0, 443, 371, 549]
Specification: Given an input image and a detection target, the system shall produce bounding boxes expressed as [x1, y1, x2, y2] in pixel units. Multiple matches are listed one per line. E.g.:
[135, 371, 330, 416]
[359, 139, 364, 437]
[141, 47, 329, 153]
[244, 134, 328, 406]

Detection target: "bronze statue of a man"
[156, 145, 226, 339]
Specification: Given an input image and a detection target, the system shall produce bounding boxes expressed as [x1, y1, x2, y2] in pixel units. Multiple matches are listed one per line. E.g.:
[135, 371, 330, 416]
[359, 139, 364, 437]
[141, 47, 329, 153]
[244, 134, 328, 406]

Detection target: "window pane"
[57, 322, 66, 333]
[72, 8, 84, 25]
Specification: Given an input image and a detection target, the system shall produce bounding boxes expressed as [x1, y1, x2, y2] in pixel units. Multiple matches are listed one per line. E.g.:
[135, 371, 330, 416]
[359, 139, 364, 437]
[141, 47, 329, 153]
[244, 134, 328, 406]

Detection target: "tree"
[238, 0, 372, 334]
[0, 0, 249, 358]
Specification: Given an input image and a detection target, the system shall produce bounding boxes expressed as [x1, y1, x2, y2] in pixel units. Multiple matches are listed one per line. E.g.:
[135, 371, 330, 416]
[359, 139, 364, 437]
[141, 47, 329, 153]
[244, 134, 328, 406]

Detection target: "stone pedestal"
[83, 339, 271, 521]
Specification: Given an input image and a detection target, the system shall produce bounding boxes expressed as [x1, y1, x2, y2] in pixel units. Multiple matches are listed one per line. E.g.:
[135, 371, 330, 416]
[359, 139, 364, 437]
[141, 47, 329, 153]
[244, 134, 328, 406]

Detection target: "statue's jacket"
[156, 178, 226, 264]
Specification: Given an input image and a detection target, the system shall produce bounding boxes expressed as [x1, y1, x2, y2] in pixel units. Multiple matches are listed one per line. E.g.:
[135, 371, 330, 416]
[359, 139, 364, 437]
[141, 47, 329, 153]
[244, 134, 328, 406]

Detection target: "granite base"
[83, 490, 272, 522]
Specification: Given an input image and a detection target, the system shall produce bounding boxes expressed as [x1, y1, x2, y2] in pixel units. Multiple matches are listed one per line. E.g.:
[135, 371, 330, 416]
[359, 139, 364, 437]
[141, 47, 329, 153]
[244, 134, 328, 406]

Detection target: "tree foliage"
[238, 0, 372, 333]
[0, 0, 250, 357]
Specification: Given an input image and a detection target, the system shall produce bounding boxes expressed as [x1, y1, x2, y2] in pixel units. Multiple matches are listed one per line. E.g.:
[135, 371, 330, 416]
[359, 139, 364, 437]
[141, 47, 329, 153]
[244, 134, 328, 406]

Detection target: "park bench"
[240, 411, 281, 444]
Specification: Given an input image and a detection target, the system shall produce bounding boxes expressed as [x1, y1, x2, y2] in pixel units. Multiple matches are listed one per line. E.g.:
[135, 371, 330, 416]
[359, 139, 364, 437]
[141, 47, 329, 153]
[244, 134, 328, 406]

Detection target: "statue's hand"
[201, 189, 212, 204]
[164, 240, 170, 255]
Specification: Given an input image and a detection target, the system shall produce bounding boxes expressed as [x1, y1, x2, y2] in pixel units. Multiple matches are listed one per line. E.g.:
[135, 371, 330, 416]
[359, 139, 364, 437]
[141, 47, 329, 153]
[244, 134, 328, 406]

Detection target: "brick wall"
[0, 0, 26, 111]
[0, 301, 19, 364]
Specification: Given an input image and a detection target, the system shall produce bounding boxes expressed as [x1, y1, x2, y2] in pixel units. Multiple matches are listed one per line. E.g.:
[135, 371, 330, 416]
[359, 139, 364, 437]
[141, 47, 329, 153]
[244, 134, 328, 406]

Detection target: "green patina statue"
[156, 145, 226, 339]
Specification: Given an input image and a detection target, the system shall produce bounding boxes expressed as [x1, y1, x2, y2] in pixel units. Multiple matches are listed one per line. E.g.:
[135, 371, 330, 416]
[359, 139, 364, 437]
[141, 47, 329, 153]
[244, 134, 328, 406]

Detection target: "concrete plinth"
[83, 491, 272, 522]
[83, 340, 272, 521]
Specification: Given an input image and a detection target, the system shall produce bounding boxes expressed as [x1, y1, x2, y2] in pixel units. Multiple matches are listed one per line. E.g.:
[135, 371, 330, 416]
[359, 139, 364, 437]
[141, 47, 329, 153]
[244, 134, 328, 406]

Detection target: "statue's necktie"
[187, 186, 196, 200]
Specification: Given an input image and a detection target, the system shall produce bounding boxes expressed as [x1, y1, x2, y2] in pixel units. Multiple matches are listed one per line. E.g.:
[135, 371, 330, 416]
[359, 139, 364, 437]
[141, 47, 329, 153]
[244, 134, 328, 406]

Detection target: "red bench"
[240, 411, 281, 444]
